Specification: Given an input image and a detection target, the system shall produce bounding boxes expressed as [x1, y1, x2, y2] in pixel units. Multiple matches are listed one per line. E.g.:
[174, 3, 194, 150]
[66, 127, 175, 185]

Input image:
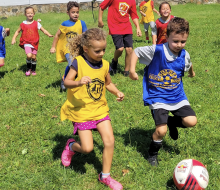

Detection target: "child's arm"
[129, 50, 139, 80]
[153, 8, 160, 16]
[132, 18, 142, 37]
[188, 65, 195, 78]
[11, 26, 22, 45]
[40, 27, 53, 37]
[98, 7, 104, 28]
[64, 66, 91, 88]
[5, 28, 10, 36]
[50, 29, 61, 53]
[139, 10, 146, 17]
[105, 73, 124, 102]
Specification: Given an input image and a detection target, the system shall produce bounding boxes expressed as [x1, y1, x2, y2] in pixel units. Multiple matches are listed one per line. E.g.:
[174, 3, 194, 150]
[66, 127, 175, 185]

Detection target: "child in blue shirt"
[129, 17, 197, 166]
[0, 26, 10, 67]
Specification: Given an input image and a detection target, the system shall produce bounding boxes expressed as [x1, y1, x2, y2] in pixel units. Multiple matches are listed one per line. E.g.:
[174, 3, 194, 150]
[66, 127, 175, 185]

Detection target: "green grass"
[1, 3, 220, 189]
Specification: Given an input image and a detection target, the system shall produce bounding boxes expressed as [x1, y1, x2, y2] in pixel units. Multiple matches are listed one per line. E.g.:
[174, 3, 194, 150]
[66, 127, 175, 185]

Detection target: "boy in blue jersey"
[129, 17, 197, 166]
[50, 1, 87, 90]
[0, 26, 10, 67]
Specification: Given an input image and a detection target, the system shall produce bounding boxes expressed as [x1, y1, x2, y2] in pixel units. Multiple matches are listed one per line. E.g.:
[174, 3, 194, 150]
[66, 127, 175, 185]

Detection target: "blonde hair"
[68, 28, 107, 59]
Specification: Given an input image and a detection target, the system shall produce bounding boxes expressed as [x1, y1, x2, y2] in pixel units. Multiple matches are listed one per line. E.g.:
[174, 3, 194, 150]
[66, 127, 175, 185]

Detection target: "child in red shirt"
[98, 0, 142, 76]
[12, 6, 53, 76]
[155, 2, 174, 44]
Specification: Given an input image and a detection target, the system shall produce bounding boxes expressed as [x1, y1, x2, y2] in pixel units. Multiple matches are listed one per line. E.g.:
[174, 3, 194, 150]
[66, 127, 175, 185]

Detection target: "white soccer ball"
[173, 159, 209, 190]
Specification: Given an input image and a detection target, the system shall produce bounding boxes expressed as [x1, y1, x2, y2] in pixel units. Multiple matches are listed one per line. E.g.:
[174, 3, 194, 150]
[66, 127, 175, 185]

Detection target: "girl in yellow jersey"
[139, 0, 160, 44]
[60, 28, 124, 190]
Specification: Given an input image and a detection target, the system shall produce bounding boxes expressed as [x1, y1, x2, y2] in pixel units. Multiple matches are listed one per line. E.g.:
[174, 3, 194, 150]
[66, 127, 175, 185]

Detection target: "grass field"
[0, 3, 220, 189]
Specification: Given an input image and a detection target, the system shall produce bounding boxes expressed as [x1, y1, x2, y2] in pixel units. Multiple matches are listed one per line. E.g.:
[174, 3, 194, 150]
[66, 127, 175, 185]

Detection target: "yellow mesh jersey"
[140, 0, 154, 24]
[56, 20, 82, 63]
[60, 56, 110, 122]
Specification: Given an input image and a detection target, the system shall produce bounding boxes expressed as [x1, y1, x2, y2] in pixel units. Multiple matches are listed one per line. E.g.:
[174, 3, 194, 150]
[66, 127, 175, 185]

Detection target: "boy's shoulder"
[140, 1, 146, 6]
[61, 20, 85, 27]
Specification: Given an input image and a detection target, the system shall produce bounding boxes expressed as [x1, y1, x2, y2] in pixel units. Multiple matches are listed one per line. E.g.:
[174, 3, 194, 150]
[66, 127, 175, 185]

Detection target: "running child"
[98, 0, 142, 76]
[0, 26, 10, 67]
[129, 17, 197, 166]
[139, 0, 160, 44]
[60, 28, 124, 190]
[11, 6, 53, 76]
[50, 1, 87, 90]
[156, 2, 174, 44]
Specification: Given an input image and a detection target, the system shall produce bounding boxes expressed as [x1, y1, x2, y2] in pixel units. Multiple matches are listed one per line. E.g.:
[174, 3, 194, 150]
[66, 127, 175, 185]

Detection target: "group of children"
[0, 1, 197, 190]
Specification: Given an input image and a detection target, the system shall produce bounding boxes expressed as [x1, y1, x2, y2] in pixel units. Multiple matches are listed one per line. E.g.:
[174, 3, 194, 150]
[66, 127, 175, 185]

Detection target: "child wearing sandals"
[60, 28, 124, 190]
[0, 26, 10, 67]
[11, 6, 53, 76]
[129, 17, 197, 166]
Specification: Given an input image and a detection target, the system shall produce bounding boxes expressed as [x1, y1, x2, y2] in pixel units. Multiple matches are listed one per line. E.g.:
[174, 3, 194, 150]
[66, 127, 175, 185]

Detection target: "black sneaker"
[61, 79, 66, 91]
[124, 71, 129, 77]
[111, 58, 118, 74]
[167, 117, 179, 140]
[147, 155, 158, 166]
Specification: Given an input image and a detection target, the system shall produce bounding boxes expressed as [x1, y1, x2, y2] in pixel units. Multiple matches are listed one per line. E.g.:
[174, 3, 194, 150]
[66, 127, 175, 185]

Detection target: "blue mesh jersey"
[61, 20, 87, 32]
[0, 26, 6, 58]
[143, 44, 188, 106]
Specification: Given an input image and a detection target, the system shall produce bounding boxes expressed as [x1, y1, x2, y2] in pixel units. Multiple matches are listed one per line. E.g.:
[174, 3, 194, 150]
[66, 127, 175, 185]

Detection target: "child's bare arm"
[129, 50, 139, 80]
[153, 8, 160, 16]
[11, 26, 22, 44]
[98, 7, 104, 28]
[188, 65, 195, 78]
[40, 27, 53, 37]
[105, 73, 124, 102]
[5, 28, 10, 36]
[132, 18, 142, 37]
[64, 66, 91, 88]
[139, 10, 146, 17]
[50, 29, 61, 53]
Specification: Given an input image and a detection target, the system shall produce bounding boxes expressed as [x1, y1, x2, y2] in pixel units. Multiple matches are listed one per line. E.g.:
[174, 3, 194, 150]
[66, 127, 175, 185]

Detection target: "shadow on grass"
[18, 64, 27, 73]
[52, 134, 102, 174]
[0, 68, 16, 78]
[166, 177, 178, 190]
[118, 128, 180, 160]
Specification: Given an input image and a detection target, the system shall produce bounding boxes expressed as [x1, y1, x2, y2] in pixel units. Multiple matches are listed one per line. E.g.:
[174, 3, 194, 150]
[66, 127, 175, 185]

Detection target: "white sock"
[101, 172, 110, 179]
[69, 142, 75, 152]
[154, 139, 163, 143]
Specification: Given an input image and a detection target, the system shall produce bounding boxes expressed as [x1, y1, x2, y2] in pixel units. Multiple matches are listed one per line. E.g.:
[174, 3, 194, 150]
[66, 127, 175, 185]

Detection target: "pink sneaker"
[0, 63, 5, 67]
[31, 71, 37, 75]
[99, 174, 123, 190]
[61, 138, 75, 167]
[25, 70, 31, 76]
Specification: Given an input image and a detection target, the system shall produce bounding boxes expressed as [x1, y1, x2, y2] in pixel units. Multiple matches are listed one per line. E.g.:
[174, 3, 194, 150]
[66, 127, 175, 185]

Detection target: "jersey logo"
[119, 2, 130, 16]
[86, 78, 104, 101]
[66, 31, 78, 39]
[149, 69, 181, 89]
[142, 6, 148, 13]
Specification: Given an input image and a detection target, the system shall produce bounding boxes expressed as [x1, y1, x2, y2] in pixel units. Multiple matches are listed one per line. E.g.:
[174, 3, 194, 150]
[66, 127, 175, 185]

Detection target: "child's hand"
[98, 21, 104, 28]
[50, 47, 56, 53]
[137, 29, 142, 37]
[116, 91, 124, 102]
[129, 72, 138, 80]
[48, 34, 53, 37]
[79, 76, 91, 85]
[188, 71, 195, 78]
[11, 39, 16, 45]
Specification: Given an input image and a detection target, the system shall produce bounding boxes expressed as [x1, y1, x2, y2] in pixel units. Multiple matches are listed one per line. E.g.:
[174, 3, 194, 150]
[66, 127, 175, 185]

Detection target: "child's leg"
[124, 34, 133, 74]
[144, 23, 150, 41]
[0, 58, 5, 67]
[31, 54, 37, 75]
[149, 21, 157, 45]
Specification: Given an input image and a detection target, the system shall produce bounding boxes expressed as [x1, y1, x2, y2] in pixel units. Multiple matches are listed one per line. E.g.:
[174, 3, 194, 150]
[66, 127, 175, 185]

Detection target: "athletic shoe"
[146, 37, 149, 41]
[111, 58, 118, 74]
[99, 174, 123, 190]
[147, 154, 158, 166]
[25, 70, 31, 76]
[31, 71, 37, 76]
[124, 71, 129, 77]
[167, 117, 179, 140]
[61, 138, 75, 167]
[0, 63, 5, 67]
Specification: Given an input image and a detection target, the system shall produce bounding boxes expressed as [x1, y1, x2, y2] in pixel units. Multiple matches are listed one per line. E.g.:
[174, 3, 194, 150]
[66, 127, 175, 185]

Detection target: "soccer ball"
[173, 159, 209, 190]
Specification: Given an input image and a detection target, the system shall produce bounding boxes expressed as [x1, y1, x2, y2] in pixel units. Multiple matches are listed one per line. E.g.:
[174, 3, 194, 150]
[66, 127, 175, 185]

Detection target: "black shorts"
[111, 34, 133, 50]
[151, 105, 196, 126]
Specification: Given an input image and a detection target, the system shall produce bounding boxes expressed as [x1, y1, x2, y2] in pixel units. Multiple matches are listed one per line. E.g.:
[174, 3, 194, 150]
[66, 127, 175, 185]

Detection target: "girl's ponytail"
[68, 34, 84, 60]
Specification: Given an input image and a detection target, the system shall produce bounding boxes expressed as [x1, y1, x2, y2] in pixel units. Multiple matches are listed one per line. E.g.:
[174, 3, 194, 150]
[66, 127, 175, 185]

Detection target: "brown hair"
[24, 6, 35, 14]
[167, 17, 189, 36]
[68, 28, 107, 59]
[67, 1, 79, 12]
[159, 2, 171, 11]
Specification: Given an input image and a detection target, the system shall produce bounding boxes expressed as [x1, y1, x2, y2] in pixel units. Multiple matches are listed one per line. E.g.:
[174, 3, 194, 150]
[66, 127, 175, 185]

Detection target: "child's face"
[159, 4, 171, 18]
[67, 7, 79, 22]
[84, 40, 107, 63]
[25, 8, 35, 20]
[166, 32, 188, 55]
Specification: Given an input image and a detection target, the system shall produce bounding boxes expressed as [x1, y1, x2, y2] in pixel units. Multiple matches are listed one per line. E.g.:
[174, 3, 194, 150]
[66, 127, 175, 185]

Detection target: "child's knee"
[26, 53, 32, 59]
[81, 145, 94, 154]
[183, 116, 197, 128]
[103, 135, 115, 148]
[155, 125, 167, 138]
[125, 47, 133, 54]
[117, 47, 124, 52]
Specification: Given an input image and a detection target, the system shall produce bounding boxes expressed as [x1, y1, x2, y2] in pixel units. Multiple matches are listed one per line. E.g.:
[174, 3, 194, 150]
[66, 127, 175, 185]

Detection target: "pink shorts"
[24, 46, 37, 55]
[72, 115, 111, 135]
